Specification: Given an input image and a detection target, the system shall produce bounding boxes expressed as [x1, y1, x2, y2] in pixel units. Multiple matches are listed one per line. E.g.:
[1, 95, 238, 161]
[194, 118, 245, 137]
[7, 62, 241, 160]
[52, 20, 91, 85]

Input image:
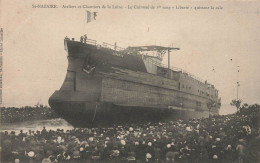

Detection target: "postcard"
[1, 0, 260, 162]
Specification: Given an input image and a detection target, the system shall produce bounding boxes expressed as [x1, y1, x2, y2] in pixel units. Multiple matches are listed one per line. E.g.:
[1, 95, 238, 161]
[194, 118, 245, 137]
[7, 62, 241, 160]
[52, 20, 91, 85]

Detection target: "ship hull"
[49, 91, 209, 127]
[49, 40, 220, 127]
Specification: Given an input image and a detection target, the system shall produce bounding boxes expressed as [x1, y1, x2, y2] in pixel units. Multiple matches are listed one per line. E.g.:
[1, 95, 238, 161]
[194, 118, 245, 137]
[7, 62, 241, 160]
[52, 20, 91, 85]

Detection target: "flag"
[86, 11, 98, 23]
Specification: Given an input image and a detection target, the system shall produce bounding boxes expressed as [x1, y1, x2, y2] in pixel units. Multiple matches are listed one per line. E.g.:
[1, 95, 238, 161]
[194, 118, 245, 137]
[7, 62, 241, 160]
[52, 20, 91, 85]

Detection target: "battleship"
[49, 36, 221, 127]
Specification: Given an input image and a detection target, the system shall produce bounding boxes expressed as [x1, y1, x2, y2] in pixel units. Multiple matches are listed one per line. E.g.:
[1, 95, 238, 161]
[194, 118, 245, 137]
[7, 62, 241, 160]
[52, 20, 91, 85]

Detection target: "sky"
[1, 0, 260, 115]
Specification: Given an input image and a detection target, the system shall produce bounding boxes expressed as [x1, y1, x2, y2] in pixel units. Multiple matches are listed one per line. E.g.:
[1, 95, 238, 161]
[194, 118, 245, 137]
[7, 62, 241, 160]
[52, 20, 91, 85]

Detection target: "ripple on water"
[0, 118, 74, 134]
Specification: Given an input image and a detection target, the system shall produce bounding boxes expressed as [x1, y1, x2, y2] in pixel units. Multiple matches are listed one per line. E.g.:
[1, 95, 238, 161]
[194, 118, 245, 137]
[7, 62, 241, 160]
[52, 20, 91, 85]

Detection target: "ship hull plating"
[49, 39, 220, 127]
[49, 92, 209, 127]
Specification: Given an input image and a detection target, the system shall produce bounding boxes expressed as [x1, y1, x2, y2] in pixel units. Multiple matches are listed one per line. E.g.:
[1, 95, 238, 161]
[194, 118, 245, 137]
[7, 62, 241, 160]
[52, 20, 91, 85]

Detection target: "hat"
[186, 127, 192, 131]
[146, 153, 152, 158]
[127, 156, 136, 161]
[239, 139, 244, 142]
[121, 140, 126, 146]
[28, 151, 35, 157]
[226, 145, 232, 150]
[57, 136, 62, 143]
[42, 158, 52, 163]
[112, 150, 120, 156]
[85, 143, 90, 148]
[213, 155, 218, 159]
[80, 141, 88, 146]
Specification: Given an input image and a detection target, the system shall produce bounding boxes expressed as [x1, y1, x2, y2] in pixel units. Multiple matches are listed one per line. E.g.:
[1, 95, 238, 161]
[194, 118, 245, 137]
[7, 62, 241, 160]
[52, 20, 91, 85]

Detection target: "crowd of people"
[1, 106, 58, 123]
[1, 104, 259, 163]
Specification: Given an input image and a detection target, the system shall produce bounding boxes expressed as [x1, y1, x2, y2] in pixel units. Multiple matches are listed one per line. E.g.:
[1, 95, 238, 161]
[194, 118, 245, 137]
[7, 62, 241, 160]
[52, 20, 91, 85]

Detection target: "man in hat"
[83, 34, 87, 43]
[18, 130, 26, 141]
[41, 127, 48, 138]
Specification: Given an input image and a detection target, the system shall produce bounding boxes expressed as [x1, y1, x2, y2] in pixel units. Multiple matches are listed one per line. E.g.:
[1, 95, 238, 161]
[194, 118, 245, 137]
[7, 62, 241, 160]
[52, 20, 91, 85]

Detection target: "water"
[0, 106, 235, 134]
[0, 118, 74, 134]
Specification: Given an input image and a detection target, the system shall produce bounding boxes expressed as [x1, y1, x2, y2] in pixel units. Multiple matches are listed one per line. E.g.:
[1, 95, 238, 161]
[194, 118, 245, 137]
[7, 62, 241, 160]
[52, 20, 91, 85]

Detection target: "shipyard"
[1, 35, 260, 162]
[2, 35, 259, 162]
[2, 2, 260, 163]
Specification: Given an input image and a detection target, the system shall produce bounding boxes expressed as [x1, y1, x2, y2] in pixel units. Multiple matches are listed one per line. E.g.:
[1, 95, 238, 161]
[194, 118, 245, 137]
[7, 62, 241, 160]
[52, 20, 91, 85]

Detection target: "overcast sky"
[2, 0, 260, 115]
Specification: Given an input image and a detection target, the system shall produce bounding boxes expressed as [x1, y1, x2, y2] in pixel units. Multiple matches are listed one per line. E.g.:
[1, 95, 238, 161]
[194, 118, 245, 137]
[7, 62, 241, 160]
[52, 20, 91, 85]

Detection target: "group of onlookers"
[1, 104, 259, 162]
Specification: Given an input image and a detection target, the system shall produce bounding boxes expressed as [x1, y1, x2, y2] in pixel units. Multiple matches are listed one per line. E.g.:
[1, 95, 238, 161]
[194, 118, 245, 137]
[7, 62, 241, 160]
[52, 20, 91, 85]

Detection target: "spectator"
[0, 104, 259, 162]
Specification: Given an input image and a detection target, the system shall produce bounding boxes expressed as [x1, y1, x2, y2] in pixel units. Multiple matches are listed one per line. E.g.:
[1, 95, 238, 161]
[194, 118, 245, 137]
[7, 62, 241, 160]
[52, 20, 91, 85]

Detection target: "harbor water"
[0, 118, 74, 134]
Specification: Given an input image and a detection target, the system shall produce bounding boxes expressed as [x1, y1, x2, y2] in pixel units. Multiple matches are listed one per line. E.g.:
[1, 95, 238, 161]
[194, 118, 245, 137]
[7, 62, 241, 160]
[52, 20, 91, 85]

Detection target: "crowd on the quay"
[0, 106, 58, 123]
[1, 104, 260, 163]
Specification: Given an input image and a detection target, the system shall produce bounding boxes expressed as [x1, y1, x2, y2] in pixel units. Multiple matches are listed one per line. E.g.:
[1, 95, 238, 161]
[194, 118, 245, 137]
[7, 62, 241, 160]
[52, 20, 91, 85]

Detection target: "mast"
[168, 49, 170, 69]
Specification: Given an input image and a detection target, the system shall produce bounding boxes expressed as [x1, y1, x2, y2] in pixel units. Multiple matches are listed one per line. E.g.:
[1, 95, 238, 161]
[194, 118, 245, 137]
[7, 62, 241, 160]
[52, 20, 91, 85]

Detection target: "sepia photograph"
[1, 0, 260, 162]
